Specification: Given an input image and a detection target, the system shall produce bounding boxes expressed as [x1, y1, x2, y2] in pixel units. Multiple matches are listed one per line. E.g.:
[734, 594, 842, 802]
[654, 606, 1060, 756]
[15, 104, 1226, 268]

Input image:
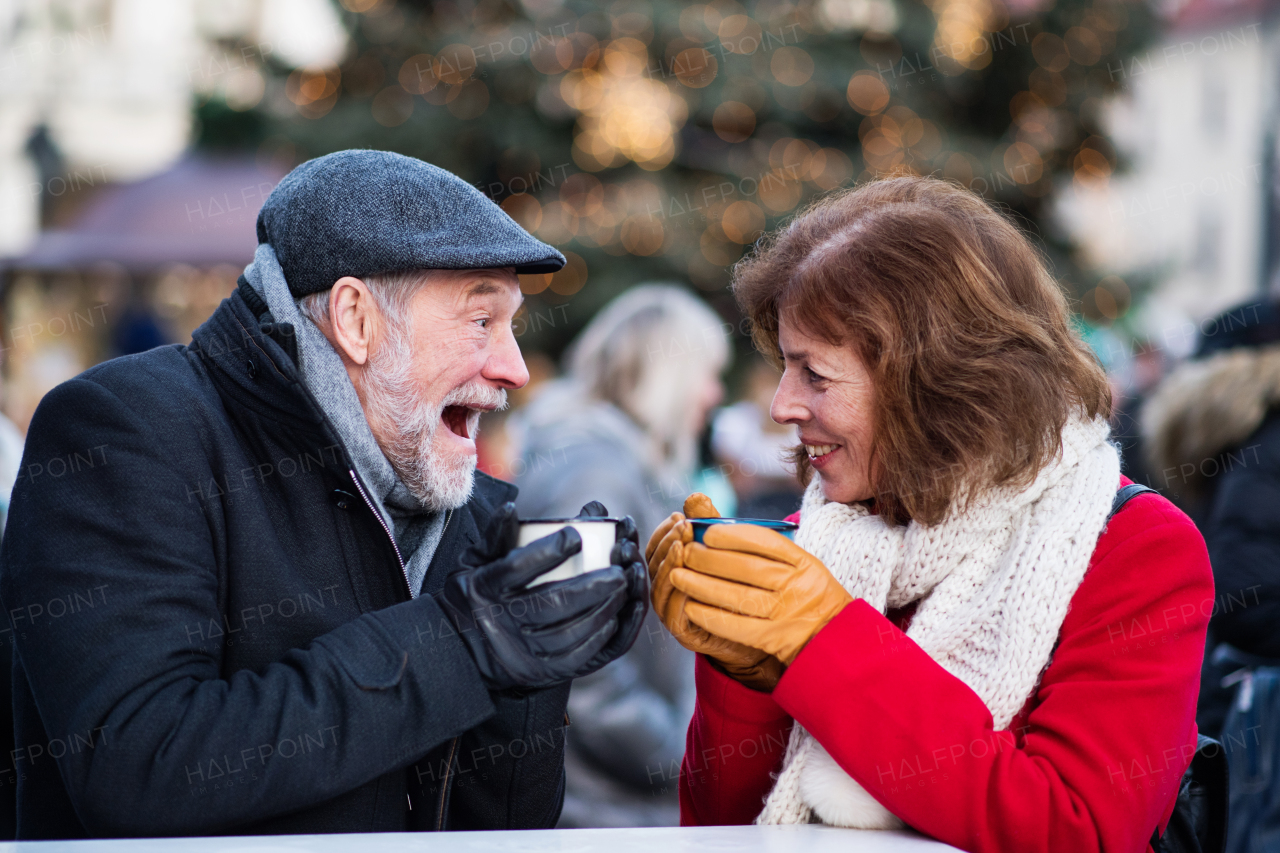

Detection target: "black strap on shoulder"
[1150, 735, 1229, 853]
[1108, 484, 1157, 521]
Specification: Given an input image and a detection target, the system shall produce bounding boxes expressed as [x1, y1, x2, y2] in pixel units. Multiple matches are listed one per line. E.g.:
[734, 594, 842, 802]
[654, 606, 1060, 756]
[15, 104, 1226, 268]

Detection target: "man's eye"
[477, 317, 489, 328]
[806, 367, 825, 383]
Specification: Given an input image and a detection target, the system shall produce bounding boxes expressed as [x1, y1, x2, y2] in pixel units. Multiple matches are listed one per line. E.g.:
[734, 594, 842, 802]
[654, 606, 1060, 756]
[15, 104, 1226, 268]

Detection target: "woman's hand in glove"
[644, 493, 784, 692]
[438, 501, 647, 691]
[670, 522, 853, 665]
[644, 492, 719, 573]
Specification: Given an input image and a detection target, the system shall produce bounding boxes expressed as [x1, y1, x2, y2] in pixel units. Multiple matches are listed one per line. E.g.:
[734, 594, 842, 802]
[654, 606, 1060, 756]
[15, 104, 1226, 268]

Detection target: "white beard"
[359, 321, 506, 513]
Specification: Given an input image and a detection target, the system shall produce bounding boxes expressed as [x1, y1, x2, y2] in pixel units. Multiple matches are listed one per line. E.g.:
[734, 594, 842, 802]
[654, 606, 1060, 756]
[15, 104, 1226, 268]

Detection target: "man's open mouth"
[438, 384, 506, 446]
[442, 405, 476, 440]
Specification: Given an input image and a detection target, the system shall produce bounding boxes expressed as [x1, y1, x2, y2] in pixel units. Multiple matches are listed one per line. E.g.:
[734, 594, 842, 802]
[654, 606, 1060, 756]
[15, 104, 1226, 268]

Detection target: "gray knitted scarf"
[242, 244, 445, 597]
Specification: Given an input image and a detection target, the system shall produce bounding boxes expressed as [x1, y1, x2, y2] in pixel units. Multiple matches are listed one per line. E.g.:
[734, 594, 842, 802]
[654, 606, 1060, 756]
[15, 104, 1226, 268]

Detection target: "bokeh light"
[398, 55, 436, 95]
[434, 44, 477, 86]
[501, 194, 543, 232]
[287, 67, 340, 118]
[771, 47, 815, 87]
[718, 15, 764, 55]
[713, 101, 756, 143]
[549, 251, 589, 296]
[674, 48, 717, 88]
[570, 38, 688, 172]
[1032, 33, 1071, 72]
[620, 215, 665, 255]
[721, 201, 766, 243]
[1065, 27, 1103, 65]
[847, 71, 890, 115]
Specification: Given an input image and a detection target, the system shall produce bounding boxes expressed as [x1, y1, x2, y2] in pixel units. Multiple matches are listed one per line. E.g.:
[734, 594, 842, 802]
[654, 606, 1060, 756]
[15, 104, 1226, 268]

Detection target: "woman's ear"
[328, 276, 377, 366]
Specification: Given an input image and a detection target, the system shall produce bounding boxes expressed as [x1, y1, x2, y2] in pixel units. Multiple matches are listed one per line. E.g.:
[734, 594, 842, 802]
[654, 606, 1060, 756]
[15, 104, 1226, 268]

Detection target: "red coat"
[679, 480, 1213, 853]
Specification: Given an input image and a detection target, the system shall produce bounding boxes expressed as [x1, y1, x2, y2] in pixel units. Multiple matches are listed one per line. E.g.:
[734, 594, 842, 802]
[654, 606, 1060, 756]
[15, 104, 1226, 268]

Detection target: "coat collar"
[190, 280, 326, 436]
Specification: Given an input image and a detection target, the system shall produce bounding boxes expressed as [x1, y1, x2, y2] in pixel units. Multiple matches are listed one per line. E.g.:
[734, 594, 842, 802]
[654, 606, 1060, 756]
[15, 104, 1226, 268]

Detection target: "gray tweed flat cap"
[256, 149, 565, 297]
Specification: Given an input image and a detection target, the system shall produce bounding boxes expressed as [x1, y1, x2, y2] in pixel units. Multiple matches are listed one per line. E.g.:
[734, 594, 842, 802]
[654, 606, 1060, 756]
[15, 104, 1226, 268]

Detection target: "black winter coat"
[0, 284, 570, 838]
[1203, 411, 1280, 658]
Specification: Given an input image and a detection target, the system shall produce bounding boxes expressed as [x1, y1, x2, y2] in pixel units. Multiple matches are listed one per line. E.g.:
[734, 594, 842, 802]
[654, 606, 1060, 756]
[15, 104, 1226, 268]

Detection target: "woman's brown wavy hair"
[734, 176, 1110, 526]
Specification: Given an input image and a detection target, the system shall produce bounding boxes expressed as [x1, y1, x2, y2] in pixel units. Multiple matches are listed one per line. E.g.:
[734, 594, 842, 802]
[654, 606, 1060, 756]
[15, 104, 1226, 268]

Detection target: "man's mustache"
[441, 382, 507, 413]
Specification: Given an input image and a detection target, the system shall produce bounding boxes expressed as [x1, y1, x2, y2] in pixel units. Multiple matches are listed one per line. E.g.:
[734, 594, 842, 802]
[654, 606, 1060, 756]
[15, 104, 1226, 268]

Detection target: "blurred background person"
[1109, 339, 1165, 488]
[711, 356, 802, 520]
[511, 284, 729, 827]
[1144, 298, 1280, 852]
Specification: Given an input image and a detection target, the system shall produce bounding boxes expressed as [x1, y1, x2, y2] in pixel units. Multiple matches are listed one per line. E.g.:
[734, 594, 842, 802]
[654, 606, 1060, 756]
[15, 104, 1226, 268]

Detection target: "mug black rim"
[689, 518, 798, 529]
[519, 517, 623, 524]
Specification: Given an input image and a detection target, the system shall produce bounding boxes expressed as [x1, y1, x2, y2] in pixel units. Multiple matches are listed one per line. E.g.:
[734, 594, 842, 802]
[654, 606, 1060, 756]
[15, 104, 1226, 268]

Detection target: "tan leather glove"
[671, 522, 853, 665]
[644, 494, 784, 691]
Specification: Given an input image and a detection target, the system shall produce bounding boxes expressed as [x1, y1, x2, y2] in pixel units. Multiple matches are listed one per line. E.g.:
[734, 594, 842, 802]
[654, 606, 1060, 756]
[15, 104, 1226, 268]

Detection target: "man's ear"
[328, 276, 378, 366]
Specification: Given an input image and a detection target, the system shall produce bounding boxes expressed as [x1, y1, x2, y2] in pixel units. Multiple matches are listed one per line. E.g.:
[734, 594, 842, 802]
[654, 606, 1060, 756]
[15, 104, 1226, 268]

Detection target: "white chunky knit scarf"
[756, 416, 1120, 828]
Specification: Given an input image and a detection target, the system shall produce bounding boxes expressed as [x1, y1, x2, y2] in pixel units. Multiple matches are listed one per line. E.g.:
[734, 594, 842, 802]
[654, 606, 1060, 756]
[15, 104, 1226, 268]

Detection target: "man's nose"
[483, 325, 530, 390]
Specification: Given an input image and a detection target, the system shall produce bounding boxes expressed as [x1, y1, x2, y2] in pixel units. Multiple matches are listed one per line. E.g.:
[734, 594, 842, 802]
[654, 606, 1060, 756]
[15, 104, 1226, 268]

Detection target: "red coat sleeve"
[679, 654, 794, 826]
[678, 508, 804, 826]
[771, 495, 1212, 853]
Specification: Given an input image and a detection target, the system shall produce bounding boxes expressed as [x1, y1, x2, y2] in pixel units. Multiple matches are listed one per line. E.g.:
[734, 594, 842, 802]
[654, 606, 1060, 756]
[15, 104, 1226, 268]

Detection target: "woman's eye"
[477, 317, 489, 329]
[806, 367, 825, 383]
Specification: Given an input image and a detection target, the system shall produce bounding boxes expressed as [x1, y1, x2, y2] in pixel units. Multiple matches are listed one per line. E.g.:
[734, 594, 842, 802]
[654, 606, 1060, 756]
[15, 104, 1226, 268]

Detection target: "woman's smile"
[802, 440, 842, 468]
[803, 442, 840, 458]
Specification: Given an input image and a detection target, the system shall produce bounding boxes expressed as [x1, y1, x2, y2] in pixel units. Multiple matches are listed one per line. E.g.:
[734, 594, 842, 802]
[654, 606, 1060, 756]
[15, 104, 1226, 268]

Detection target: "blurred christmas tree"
[198, 0, 1154, 356]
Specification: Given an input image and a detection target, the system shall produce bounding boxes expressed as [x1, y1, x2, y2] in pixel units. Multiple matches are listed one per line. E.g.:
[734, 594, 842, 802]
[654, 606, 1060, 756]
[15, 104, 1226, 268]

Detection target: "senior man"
[0, 150, 647, 838]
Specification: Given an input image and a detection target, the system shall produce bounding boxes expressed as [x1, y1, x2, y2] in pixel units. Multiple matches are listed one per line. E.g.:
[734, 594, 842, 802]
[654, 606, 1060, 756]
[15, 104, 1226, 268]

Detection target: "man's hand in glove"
[439, 501, 648, 691]
[571, 500, 649, 673]
[669, 522, 852, 665]
[644, 493, 784, 692]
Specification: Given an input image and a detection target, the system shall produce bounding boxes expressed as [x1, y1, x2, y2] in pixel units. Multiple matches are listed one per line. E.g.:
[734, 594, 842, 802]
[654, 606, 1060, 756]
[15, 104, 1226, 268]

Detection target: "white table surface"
[0, 825, 962, 851]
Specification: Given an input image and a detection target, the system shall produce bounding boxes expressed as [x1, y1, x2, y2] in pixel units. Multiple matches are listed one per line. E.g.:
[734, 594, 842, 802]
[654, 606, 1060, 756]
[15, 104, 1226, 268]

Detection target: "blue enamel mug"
[689, 518, 798, 543]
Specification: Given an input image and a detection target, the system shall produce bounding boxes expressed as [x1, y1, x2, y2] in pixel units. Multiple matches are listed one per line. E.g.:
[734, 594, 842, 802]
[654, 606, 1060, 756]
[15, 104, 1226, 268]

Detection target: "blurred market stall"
[2, 156, 286, 429]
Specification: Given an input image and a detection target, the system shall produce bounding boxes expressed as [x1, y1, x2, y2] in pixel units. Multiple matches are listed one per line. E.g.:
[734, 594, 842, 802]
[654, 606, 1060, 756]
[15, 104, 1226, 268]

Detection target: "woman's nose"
[770, 373, 808, 425]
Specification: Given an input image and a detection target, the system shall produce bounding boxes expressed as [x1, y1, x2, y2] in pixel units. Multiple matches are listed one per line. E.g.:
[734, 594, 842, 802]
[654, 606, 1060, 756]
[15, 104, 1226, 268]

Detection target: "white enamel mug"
[517, 518, 620, 586]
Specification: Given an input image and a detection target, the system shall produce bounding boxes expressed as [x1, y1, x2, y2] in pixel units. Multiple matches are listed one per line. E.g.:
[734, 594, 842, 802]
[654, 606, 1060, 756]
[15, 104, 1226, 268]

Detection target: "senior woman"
[645, 177, 1212, 852]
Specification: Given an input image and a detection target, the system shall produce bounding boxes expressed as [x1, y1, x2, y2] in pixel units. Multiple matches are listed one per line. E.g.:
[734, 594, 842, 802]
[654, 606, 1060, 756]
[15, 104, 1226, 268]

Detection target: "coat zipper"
[347, 469, 410, 596]
[436, 735, 460, 830]
[348, 469, 460, 826]
[434, 506, 457, 829]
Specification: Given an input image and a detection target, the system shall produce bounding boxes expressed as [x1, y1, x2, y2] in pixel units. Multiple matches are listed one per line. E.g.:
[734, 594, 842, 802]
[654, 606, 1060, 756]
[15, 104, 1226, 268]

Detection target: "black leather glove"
[438, 501, 646, 691]
[574, 502, 649, 674]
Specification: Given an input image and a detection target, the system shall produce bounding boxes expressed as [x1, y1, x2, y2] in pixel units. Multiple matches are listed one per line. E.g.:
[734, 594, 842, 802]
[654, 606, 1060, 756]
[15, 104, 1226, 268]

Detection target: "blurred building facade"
[1059, 0, 1280, 348]
[0, 0, 346, 429]
[2, 0, 346, 256]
